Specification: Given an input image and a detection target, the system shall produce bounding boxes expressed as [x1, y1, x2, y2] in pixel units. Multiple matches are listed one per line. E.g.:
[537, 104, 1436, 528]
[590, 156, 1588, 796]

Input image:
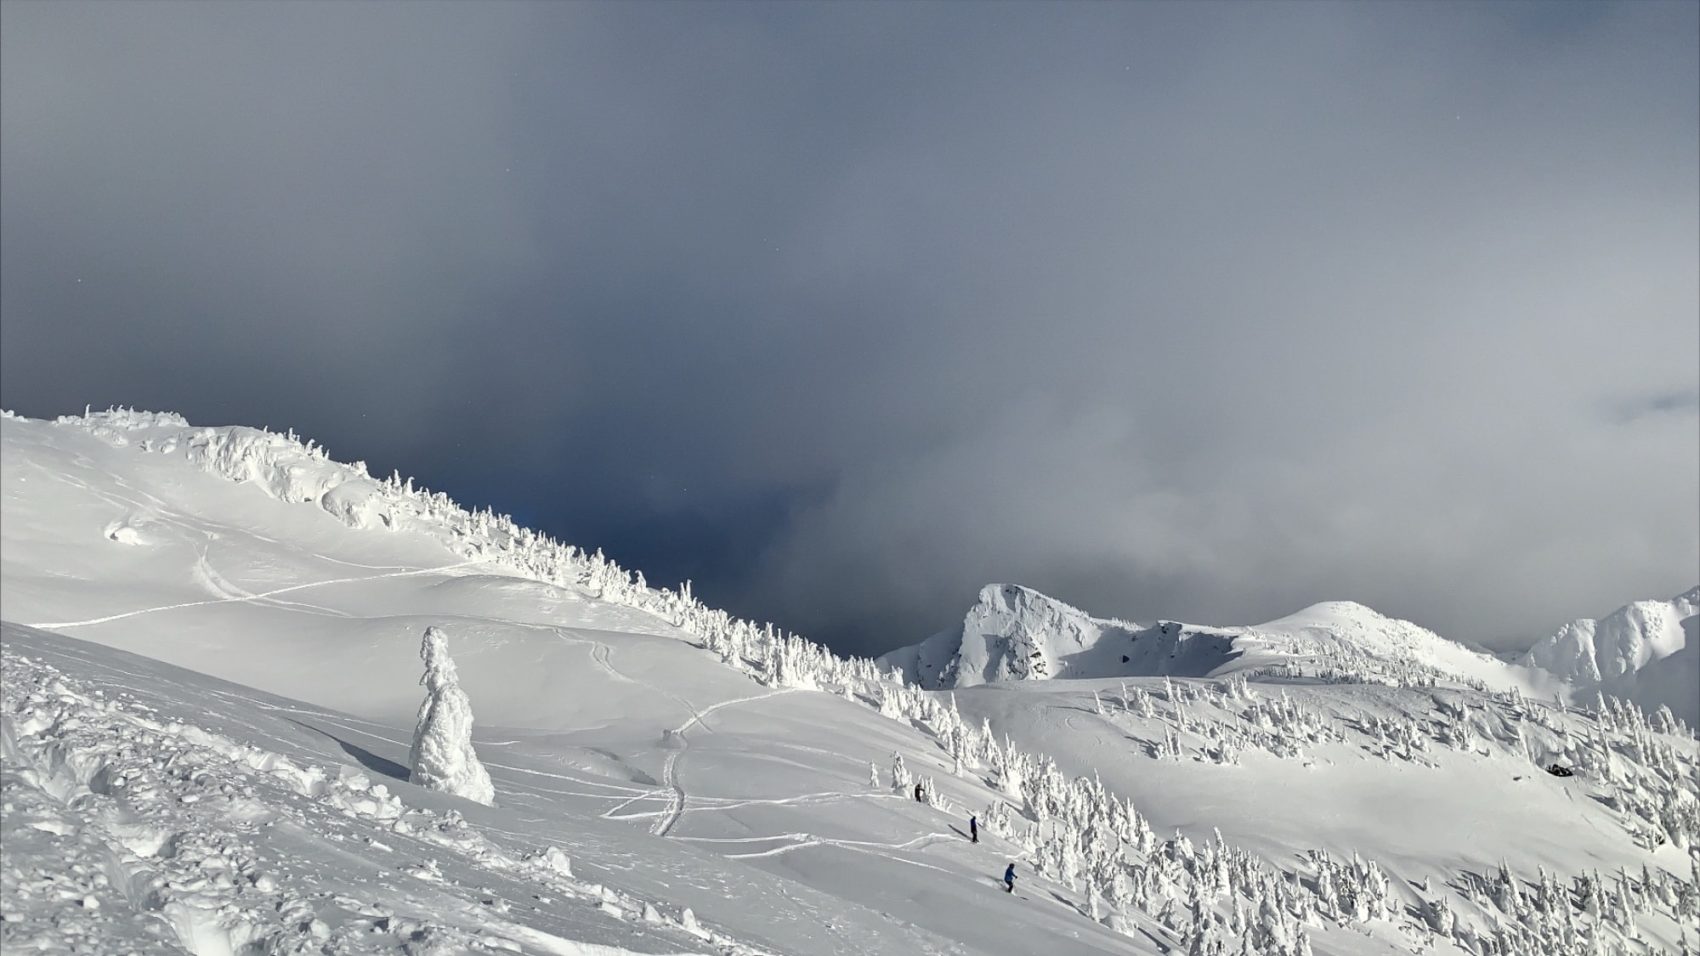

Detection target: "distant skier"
[914, 781, 924, 802]
[969, 814, 979, 843]
[1003, 863, 1016, 893]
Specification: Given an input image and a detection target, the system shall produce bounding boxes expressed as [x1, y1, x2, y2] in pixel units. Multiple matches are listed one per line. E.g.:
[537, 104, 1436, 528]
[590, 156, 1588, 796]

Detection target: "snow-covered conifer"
[408, 626, 495, 806]
[890, 752, 910, 792]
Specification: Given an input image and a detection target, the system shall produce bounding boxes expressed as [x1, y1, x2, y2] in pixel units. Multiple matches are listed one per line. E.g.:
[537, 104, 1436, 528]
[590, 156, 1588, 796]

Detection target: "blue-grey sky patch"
[2, 1, 1695, 655]
[1607, 389, 1700, 424]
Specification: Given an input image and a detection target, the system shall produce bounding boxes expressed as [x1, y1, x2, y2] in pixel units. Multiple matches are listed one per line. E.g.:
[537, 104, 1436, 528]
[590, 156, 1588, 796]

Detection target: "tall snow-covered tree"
[408, 626, 495, 806]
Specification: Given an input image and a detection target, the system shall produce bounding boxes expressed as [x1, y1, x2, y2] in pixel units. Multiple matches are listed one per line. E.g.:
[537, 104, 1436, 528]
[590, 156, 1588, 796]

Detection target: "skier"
[914, 781, 924, 802]
[1003, 862, 1017, 893]
[969, 814, 979, 843]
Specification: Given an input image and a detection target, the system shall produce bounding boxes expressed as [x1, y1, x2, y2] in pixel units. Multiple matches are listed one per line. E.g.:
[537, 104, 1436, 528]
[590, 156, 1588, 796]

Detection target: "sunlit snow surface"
[3, 412, 1697, 955]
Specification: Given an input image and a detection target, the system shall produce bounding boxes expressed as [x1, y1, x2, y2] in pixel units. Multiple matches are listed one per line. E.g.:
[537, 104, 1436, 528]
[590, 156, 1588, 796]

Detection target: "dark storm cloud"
[4, 2, 1695, 655]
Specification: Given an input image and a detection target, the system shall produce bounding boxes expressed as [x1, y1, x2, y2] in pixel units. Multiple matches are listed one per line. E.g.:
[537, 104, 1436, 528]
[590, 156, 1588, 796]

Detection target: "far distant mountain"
[878, 584, 1541, 694]
[877, 585, 1239, 689]
[1522, 588, 1700, 725]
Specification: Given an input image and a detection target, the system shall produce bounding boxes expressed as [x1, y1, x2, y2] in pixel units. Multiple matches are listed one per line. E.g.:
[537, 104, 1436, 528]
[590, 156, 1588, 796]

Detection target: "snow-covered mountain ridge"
[1522, 588, 1700, 725]
[881, 584, 1243, 689]
[1, 407, 868, 703]
[881, 583, 1556, 698]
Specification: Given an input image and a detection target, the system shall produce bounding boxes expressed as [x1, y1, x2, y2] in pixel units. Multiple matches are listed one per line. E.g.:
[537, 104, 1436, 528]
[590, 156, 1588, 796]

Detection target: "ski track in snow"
[191, 551, 356, 619]
[672, 827, 973, 868]
[653, 688, 803, 839]
[29, 559, 485, 629]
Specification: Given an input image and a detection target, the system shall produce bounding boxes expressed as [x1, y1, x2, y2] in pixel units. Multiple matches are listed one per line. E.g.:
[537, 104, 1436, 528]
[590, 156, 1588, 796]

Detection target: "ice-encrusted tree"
[408, 625, 495, 806]
[890, 752, 911, 792]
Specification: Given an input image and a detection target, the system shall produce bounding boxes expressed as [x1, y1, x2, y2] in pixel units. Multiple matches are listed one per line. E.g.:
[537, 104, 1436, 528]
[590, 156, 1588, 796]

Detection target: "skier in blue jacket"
[1003, 863, 1016, 893]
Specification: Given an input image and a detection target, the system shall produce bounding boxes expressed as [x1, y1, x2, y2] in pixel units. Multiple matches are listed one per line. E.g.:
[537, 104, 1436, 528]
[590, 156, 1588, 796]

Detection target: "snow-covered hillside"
[1523, 590, 1700, 726]
[881, 584, 1553, 697]
[0, 411, 1144, 955]
[4, 409, 1698, 956]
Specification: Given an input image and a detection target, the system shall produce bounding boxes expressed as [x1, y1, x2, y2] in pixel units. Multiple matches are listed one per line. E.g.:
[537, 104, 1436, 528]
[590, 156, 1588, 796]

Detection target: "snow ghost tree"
[408, 626, 495, 806]
[891, 752, 911, 792]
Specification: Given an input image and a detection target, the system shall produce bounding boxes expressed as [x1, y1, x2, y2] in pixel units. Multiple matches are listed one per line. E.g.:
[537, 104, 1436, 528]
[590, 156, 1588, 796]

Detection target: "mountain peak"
[881, 584, 1546, 694]
[1522, 588, 1700, 723]
[1262, 600, 1391, 629]
[971, 583, 1095, 623]
[880, 583, 1247, 689]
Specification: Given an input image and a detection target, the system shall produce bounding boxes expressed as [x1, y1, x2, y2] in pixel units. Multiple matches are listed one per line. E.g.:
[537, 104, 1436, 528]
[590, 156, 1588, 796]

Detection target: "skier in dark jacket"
[1003, 863, 1016, 893]
[969, 814, 979, 843]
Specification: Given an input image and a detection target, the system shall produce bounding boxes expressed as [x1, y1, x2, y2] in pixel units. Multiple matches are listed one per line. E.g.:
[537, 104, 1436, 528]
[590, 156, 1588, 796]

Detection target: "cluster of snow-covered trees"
[1576, 695, 1700, 854]
[1090, 676, 1337, 764]
[1451, 858, 1700, 955]
[852, 667, 1698, 952]
[891, 681, 1695, 954]
[1248, 656, 1489, 693]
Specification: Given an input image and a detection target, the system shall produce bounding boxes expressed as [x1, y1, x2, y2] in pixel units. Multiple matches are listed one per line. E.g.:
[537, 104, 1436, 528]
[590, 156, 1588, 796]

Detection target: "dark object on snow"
[1547, 764, 1575, 777]
[914, 782, 924, 802]
[1003, 863, 1016, 892]
[969, 815, 979, 843]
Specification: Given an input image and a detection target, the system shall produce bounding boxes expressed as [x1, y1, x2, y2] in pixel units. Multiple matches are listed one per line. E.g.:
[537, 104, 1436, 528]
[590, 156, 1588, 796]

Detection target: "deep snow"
[4, 410, 1697, 956]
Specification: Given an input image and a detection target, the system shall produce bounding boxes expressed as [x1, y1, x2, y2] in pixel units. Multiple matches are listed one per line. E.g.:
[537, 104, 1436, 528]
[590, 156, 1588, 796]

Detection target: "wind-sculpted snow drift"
[3, 408, 1699, 956]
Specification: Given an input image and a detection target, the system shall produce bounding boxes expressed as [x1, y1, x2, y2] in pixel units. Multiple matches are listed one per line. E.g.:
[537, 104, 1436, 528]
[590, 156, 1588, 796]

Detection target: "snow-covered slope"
[1522, 589, 1700, 725]
[5, 409, 1698, 956]
[0, 411, 1147, 955]
[882, 585, 1550, 697]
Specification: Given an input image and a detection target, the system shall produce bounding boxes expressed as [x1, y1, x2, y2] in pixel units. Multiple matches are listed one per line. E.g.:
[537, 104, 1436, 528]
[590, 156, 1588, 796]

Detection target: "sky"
[3, 1, 1696, 657]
